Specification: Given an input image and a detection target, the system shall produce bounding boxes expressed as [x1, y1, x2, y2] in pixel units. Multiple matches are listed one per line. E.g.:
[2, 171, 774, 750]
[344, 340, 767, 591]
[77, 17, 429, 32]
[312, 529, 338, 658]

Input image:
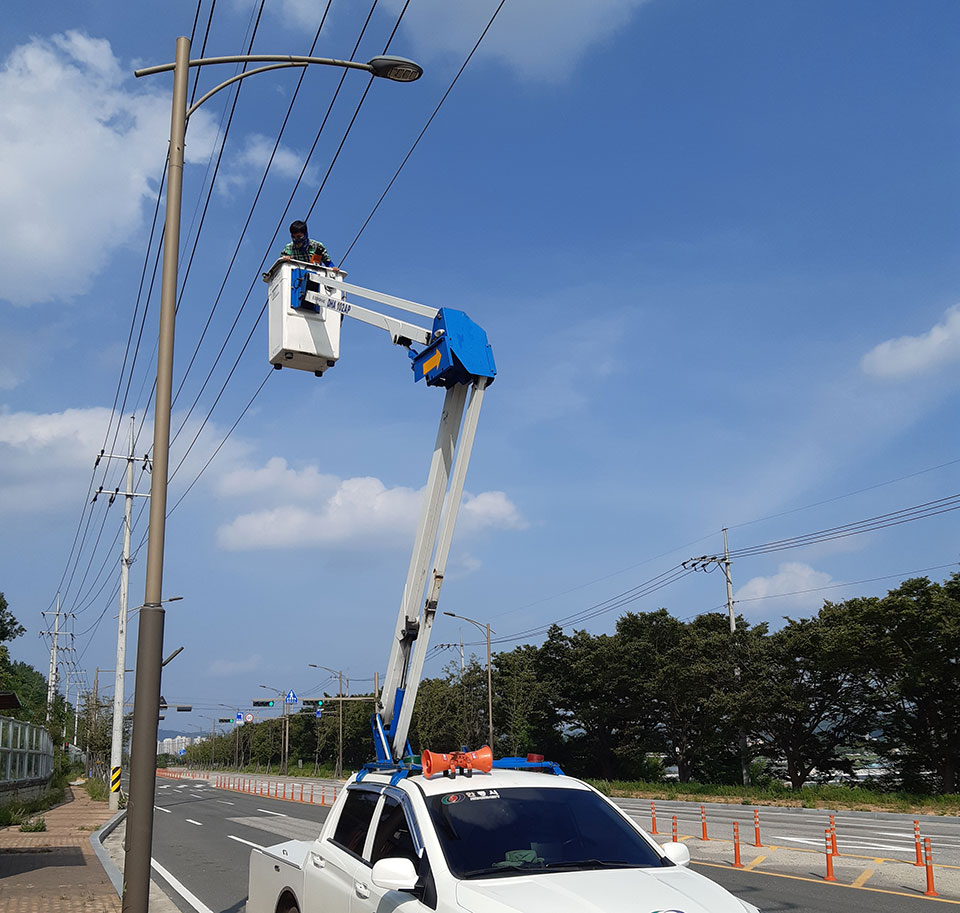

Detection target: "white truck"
[251, 265, 763, 913]
[247, 758, 762, 913]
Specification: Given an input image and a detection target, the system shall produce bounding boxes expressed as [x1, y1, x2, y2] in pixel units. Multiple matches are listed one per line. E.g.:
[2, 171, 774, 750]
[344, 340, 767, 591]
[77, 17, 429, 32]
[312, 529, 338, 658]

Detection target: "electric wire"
[44, 0, 213, 628]
[169, 3, 334, 422]
[167, 0, 383, 458]
[340, 0, 509, 265]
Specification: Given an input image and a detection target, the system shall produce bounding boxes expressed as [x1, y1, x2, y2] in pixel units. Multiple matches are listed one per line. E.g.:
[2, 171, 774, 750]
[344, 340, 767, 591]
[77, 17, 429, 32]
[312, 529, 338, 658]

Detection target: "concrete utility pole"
[45, 593, 61, 724]
[722, 528, 735, 635]
[104, 416, 150, 811]
[683, 529, 749, 786]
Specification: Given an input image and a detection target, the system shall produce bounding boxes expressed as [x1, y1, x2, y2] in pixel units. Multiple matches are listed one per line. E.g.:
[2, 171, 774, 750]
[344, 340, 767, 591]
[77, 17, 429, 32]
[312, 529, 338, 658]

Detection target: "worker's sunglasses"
[291, 232, 306, 240]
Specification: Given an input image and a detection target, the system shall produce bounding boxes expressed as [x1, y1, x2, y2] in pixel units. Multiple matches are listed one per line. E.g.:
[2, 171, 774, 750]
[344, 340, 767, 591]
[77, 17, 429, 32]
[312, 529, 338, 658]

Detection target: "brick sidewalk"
[0, 782, 120, 913]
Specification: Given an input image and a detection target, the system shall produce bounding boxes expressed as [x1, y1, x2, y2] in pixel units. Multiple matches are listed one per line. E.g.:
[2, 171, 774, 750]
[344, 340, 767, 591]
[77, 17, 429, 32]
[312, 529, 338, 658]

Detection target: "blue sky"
[1, 0, 958, 740]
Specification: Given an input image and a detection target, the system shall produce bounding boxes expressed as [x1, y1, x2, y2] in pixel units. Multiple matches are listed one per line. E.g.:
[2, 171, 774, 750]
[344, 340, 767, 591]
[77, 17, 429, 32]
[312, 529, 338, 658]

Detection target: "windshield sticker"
[441, 790, 501, 805]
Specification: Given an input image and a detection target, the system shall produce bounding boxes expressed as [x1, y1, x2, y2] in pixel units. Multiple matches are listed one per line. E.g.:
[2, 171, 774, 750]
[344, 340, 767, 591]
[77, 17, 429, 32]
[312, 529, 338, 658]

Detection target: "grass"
[0, 771, 72, 828]
[18, 817, 46, 832]
[585, 778, 960, 815]
[82, 777, 110, 802]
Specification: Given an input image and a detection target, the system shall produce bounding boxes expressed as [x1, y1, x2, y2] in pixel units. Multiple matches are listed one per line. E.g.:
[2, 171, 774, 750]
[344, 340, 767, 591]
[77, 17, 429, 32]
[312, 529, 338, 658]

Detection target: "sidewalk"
[0, 782, 120, 913]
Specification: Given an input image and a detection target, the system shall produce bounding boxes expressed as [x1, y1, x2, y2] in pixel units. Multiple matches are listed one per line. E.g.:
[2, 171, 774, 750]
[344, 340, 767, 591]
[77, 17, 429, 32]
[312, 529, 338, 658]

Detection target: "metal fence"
[0, 715, 54, 784]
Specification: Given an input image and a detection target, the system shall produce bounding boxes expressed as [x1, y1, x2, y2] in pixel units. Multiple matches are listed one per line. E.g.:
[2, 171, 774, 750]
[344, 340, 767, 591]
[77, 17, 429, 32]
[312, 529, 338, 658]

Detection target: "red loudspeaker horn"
[422, 745, 494, 778]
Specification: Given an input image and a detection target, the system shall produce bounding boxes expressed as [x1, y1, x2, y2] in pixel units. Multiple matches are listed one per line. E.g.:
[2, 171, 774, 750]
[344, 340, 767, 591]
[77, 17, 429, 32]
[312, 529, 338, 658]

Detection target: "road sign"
[244, 713, 254, 723]
[285, 689, 298, 704]
[178, 748, 186, 756]
[315, 709, 323, 718]
[236, 712, 242, 721]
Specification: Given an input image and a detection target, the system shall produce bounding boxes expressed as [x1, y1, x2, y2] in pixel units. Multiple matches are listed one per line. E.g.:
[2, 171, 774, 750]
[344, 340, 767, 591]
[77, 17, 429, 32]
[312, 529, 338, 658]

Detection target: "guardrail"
[0, 715, 54, 785]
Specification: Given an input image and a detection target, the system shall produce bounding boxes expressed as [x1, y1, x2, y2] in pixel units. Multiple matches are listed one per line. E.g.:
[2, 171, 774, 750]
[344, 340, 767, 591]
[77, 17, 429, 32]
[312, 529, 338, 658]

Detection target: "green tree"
[849, 575, 960, 793]
[537, 625, 638, 779]
[619, 611, 753, 784]
[0, 592, 26, 644]
[749, 608, 874, 790]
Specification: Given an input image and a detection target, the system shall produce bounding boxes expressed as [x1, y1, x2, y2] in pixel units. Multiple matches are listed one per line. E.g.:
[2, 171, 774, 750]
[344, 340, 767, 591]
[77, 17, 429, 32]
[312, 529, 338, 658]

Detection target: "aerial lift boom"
[264, 260, 495, 764]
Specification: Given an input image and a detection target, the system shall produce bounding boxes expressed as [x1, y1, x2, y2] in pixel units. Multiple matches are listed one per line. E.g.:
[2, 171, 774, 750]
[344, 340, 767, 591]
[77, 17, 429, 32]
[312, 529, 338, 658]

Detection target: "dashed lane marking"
[258, 809, 287, 816]
[186, 818, 203, 826]
[154, 806, 171, 813]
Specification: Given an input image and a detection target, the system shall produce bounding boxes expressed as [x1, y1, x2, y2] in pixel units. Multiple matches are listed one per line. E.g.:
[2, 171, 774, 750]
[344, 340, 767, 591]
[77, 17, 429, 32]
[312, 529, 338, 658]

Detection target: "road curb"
[90, 807, 127, 896]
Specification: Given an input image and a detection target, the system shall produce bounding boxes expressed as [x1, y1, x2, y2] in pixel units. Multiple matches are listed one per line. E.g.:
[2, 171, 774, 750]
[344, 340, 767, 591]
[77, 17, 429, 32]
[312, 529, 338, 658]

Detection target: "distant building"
[157, 735, 192, 755]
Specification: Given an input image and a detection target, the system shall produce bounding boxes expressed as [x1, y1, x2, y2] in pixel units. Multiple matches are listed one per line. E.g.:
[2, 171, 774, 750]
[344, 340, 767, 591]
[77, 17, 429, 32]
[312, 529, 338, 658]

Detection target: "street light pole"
[124, 40, 422, 911]
[309, 663, 347, 778]
[443, 612, 494, 752]
[122, 35, 189, 913]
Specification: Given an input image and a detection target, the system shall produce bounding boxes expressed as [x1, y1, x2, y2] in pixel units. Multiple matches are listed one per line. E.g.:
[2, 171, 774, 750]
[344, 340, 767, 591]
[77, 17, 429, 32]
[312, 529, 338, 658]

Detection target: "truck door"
[304, 787, 380, 912]
[352, 793, 434, 913]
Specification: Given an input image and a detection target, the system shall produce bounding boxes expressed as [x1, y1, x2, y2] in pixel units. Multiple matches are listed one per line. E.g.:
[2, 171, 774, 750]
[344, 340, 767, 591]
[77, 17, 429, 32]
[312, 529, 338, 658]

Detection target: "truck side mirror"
[661, 841, 690, 867]
[371, 857, 419, 892]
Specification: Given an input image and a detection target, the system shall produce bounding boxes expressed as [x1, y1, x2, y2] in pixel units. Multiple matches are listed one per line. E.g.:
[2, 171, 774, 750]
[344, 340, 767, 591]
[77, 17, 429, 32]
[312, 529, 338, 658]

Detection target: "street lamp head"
[367, 56, 423, 82]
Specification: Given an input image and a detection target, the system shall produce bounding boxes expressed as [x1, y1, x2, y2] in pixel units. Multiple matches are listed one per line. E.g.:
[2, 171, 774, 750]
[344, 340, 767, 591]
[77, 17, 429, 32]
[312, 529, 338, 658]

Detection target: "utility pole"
[88, 668, 100, 768]
[722, 528, 735, 635]
[45, 593, 62, 724]
[101, 416, 149, 811]
[684, 528, 749, 786]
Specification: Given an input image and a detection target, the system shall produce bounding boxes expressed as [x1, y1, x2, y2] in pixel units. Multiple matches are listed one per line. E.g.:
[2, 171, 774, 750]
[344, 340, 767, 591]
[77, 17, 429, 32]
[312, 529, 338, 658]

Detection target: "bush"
[83, 777, 109, 802]
[19, 817, 46, 832]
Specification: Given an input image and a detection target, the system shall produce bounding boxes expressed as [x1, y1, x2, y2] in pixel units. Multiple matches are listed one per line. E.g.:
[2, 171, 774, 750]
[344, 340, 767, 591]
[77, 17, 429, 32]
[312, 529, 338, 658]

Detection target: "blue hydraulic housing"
[289, 268, 320, 313]
[412, 308, 496, 388]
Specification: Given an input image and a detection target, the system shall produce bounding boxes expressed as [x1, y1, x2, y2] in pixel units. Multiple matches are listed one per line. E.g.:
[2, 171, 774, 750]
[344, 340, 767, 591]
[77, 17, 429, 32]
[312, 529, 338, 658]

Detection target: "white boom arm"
[264, 260, 495, 763]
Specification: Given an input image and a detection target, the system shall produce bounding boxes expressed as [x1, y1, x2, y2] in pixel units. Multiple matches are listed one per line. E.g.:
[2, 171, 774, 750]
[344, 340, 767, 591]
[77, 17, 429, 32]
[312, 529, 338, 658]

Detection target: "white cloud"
[0, 406, 113, 512]
[215, 456, 339, 500]
[218, 134, 316, 196]
[735, 562, 835, 615]
[460, 490, 527, 532]
[216, 459, 525, 550]
[381, 0, 652, 82]
[0, 404, 248, 515]
[861, 305, 960, 379]
[0, 31, 217, 306]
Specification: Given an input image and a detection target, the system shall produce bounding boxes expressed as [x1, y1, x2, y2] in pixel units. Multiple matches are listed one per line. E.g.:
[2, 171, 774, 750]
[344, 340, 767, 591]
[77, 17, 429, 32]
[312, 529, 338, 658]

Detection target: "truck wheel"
[276, 894, 300, 913]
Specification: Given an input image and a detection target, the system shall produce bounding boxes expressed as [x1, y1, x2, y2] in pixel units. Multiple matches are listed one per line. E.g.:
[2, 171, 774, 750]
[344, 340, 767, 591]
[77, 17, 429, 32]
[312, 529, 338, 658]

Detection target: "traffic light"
[218, 718, 232, 723]
[302, 699, 323, 708]
[252, 699, 275, 707]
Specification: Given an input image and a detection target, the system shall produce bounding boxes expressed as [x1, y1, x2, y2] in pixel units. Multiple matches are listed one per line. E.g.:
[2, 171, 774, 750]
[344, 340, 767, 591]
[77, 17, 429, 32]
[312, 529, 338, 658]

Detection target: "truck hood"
[457, 866, 749, 913]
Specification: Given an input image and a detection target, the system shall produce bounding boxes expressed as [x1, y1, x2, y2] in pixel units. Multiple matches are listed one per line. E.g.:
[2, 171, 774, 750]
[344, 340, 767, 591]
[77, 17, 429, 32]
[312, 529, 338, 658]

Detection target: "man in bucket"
[281, 219, 333, 266]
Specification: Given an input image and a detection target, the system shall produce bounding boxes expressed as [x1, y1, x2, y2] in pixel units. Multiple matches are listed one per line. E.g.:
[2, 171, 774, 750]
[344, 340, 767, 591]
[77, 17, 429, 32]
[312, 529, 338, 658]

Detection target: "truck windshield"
[426, 787, 667, 879]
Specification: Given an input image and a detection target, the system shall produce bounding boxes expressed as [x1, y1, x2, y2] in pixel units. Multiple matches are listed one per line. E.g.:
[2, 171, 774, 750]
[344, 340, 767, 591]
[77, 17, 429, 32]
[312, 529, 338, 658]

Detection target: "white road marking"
[217, 799, 235, 805]
[771, 835, 905, 852]
[228, 834, 266, 850]
[154, 806, 171, 813]
[191, 793, 205, 798]
[186, 818, 204, 826]
[258, 809, 288, 817]
[151, 857, 215, 913]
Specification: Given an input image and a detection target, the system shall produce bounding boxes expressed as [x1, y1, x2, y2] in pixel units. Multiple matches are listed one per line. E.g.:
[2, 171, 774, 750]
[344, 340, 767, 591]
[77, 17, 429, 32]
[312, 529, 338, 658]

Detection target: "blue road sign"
[315, 709, 323, 718]
[285, 689, 298, 704]
[178, 748, 186, 756]
[236, 712, 242, 721]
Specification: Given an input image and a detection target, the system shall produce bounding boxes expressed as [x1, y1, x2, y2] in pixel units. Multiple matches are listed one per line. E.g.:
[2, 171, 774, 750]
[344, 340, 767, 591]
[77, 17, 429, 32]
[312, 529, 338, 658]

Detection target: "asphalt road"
[616, 796, 960, 867]
[149, 775, 959, 912]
